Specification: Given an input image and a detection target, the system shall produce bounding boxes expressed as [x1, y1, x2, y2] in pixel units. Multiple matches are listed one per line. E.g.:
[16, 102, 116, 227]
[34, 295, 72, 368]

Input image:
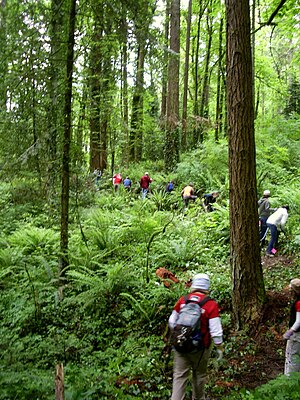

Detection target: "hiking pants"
[285, 332, 300, 375]
[259, 217, 268, 243]
[171, 347, 211, 400]
[266, 223, 279, 254]
[141, 188, 148, 199]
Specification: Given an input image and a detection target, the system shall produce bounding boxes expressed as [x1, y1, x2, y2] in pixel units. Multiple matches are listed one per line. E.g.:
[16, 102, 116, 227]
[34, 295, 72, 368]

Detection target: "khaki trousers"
[171, 347, 211, 400]
[284, 332, 300, 375]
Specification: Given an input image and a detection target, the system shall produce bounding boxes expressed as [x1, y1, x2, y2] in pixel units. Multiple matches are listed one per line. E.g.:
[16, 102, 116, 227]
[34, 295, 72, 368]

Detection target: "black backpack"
[171, 295, 211, 353]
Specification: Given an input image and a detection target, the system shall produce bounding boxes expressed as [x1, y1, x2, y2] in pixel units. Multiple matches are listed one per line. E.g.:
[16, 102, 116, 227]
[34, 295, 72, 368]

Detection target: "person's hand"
[215, 344, 224, 362]
[216, 348, 223, 362]
[283, 329, 293, 340]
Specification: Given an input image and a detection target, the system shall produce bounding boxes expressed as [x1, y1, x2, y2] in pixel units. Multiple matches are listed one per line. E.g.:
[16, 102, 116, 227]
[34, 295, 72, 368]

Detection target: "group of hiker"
[112, 171, 153, 199]
[180, 183, 219, 212]
[168, 271, 300, 400]
[95, 169, 220, 209]
[258, 189, 289, 257]
[166, 187, 296, 398]
[97, 171, 290, 256]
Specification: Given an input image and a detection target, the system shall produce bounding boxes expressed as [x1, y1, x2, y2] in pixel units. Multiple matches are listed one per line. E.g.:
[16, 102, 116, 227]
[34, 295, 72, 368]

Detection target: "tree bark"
[55, 363, 64, 400]
[60, 0, 76, 277]
[226, 0, 265, 329]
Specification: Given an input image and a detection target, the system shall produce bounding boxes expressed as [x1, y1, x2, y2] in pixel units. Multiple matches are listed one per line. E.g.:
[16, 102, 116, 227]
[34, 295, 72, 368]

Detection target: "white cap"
[263, 190, 270, 196]
[191, 273, 210, 292]
[290, 278, 300, 295]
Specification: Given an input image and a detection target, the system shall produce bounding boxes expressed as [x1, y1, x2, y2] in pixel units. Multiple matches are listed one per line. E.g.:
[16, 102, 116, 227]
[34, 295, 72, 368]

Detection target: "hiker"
[140, 172, 152, 199]
[283, 278, 300, 375]
[123, 176, 132, 191]
[166, 180, 174, 193]
[265, 205, 289, 257]
[258, 190, 273, 244]
[112, 172, 122, 192]
[93, 168, 102, 186]
[181, 183, 197, 208]
[168, 273, 224, 400]
[202, 191, 219, 212]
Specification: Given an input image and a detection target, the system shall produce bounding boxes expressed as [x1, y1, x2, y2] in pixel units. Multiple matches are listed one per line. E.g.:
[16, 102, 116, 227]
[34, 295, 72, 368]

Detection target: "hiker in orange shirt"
[181, 183, 197, 208]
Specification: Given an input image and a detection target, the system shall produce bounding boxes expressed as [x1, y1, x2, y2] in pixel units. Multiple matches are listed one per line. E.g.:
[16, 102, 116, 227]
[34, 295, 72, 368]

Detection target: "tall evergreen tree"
[60, 0, 76, 276]
[164, 0, 180, 171]
[226, 0, 265, 329]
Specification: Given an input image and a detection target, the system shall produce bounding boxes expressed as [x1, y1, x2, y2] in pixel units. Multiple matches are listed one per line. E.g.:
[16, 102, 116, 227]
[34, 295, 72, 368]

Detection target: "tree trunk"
[129, 44, 145, 162]
[46, 0, 65, 200]
[164, 0, 180, 172]
[251, 0, 257, 119]
[226, 0, 265, 329]
[160, 0, 170, 123]
[89, 7, 102, 173]
[0, 0, 8, 110]
[199, 4, 213, 143]
[60, 0, 76, 277]
[181, 0, 192, 151]
[192, 2, 206, 146]
[120, 15, 129, 166]
[215, 17, 224, 142]
[75, 80, 87, 168]
[99, 59, 111, 172]
[55, 363, 64, 400]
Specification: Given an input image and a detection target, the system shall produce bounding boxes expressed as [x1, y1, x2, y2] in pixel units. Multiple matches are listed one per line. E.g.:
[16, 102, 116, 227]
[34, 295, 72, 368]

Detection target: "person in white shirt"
[266, 205, 289, 257]
[283, 278, 300, 375]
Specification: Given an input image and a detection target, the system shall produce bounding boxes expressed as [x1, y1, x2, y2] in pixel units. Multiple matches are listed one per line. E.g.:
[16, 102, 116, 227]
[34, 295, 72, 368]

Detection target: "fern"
[119, 292, 151, 322]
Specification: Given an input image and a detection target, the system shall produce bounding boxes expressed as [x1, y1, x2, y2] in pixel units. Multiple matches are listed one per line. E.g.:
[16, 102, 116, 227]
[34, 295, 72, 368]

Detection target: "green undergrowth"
[225, 373, 300, 399]
[0, 138, 300, 399]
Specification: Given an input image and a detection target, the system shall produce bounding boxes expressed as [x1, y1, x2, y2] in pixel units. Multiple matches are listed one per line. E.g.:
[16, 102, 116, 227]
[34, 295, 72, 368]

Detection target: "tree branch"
[253, 0, 287, 34]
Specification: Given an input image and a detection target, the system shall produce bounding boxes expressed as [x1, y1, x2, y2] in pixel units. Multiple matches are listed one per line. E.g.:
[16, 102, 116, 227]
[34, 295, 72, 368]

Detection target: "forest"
[0, 0, 300, 399]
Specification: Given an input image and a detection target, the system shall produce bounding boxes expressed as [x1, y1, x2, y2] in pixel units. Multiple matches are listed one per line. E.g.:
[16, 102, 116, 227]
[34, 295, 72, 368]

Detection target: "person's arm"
[209, 317, 223, 345]
[280, 212, 288, 232]
[284, 312, 300, 339]
[291, 312, 300, 331]
[209, 316, 224, 360]
[168, 310, 179, 329]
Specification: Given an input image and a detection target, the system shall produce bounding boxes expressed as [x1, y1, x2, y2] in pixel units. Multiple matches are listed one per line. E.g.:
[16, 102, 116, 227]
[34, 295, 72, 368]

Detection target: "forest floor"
[209, 254, 294, 399]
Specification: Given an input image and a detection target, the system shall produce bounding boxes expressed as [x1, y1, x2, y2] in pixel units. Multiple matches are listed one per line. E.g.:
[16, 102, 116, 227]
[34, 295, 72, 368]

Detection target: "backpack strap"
[185, 295, 211, 307]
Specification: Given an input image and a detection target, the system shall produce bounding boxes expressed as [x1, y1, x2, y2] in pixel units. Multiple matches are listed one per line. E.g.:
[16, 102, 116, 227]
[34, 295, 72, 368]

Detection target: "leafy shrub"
[227, 373, 300, 399]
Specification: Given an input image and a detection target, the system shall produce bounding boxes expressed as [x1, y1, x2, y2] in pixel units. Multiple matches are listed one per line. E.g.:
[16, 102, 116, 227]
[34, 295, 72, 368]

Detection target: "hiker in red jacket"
[168, 273, 224, 400]
[140, 172, 152, 199]
[112, 173, 122, 192]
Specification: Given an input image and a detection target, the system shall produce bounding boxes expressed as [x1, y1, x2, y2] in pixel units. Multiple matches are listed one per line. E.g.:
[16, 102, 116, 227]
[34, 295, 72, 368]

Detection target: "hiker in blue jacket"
[166, 180, 174, 193]
[123, 176, 132, 191]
